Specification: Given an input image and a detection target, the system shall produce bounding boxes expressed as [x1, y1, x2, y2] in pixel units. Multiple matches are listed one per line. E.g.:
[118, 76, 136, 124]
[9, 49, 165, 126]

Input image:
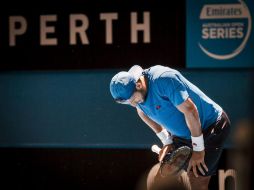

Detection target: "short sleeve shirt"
[137, 65, 222, 139]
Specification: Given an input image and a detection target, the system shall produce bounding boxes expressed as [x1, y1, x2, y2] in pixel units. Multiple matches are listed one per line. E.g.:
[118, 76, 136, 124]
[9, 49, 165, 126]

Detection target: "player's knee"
[187, 172, 210, 190]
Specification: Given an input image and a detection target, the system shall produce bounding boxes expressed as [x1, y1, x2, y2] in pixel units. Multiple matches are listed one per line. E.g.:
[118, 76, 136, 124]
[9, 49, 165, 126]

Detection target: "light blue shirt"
[137, 65, 222, 139]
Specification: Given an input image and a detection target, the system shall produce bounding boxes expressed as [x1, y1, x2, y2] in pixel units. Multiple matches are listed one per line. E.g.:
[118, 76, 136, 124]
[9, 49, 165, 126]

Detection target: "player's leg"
[179, 171, 191, 190]
[187, 171, 211, 190]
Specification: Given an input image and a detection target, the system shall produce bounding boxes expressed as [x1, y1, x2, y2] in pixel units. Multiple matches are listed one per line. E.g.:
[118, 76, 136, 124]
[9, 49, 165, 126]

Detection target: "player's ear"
[136, 80, 142, 90]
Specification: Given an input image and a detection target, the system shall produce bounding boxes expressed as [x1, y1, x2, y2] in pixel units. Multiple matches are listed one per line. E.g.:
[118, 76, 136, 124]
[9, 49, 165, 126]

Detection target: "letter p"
[9, 16, 27, 46]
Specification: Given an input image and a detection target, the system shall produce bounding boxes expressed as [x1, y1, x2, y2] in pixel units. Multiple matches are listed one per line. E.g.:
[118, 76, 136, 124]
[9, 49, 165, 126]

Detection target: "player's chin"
[138, 97, 145, 104]
[131, 100, 144, 107]
[139, 100, 144, 104]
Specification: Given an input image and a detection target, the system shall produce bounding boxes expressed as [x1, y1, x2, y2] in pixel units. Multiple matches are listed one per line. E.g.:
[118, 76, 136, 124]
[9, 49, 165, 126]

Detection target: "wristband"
[156, 129, 173, 145]
[191, 134, 205, 151]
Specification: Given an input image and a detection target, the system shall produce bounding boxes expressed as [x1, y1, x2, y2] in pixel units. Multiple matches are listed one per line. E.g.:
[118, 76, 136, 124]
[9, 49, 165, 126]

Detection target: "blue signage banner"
[186, 0, 254, 68]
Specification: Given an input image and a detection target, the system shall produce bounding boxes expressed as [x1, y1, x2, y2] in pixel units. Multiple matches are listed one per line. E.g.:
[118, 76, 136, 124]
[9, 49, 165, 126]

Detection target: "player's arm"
[176, 97, 208, 177]
[136, 108, 173, 161]
[176, 98, 202, 137]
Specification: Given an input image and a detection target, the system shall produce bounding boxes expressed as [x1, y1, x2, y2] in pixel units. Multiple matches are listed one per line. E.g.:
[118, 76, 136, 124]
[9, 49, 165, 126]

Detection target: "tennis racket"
[151, 144, 192, 177]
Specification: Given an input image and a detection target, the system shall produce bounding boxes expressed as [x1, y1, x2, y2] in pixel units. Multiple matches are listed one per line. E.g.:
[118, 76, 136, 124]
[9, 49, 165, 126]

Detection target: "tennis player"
[109, 65, 231, 190]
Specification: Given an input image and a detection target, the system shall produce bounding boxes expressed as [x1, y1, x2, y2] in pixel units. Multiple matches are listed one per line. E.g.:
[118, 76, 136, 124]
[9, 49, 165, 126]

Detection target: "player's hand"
[187, 150, 208, 177]
[158, 144, 174, 162]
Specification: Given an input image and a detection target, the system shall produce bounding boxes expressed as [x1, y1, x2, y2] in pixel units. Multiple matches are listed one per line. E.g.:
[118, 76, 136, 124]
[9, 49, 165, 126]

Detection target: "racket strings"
[159, 146, 192, 177]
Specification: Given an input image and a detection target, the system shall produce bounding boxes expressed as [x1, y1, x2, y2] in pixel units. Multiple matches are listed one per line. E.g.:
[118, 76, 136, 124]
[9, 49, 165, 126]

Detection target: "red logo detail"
[192, 143, 197, 147]
[156, 105, 161, 110]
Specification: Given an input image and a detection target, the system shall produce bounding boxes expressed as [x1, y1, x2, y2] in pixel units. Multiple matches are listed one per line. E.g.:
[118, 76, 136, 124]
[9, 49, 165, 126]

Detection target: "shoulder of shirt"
[144, 65, 180, 95]
[145, 65, 179, 81]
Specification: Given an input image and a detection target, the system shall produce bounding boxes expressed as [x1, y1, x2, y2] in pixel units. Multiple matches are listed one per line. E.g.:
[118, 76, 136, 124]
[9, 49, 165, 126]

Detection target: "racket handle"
[151, 144, 161, 154]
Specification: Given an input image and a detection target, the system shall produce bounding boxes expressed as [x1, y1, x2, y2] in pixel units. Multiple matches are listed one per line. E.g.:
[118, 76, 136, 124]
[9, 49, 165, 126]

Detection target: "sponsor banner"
[187, 0, 254, 68]
[0, 0, 185, 70]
